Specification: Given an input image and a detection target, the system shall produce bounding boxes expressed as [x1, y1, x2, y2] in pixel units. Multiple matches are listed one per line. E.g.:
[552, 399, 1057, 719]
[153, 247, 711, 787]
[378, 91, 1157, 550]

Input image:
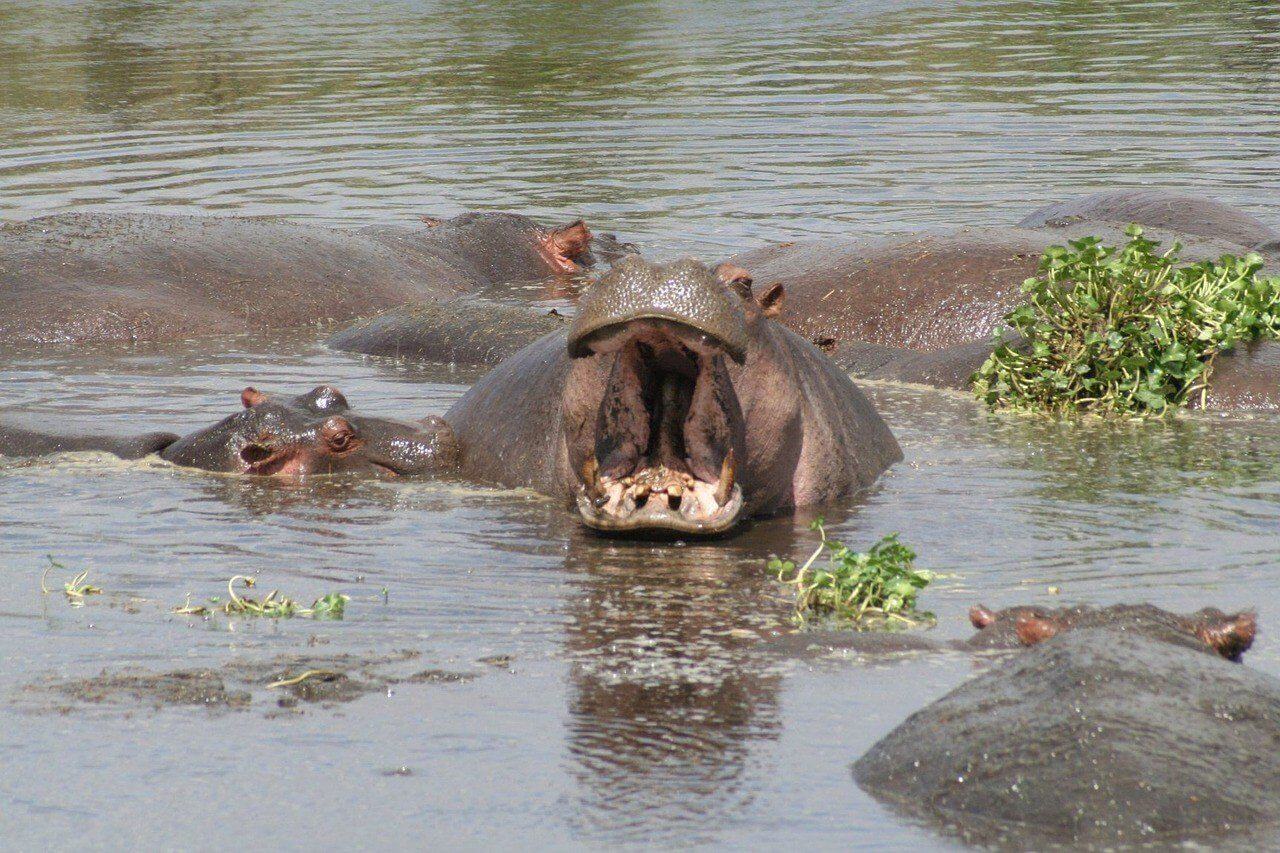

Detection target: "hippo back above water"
[853, 603, 1273, 848]
[0, 210, 621, 347]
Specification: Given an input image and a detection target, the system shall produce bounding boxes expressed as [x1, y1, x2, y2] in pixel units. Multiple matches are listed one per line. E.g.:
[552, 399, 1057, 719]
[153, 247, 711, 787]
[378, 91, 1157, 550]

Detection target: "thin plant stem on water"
[40, 556, 102, 607]
[173, 575, 349, 620]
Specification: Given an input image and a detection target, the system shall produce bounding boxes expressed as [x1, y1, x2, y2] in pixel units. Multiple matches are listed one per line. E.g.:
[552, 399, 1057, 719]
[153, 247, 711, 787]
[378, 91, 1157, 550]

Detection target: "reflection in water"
[558, 528, 799, 843]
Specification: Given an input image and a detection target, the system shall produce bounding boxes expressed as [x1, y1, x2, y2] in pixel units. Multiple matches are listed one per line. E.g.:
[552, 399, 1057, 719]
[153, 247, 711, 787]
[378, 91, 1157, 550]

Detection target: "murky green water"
[2, 1, 1279, 848]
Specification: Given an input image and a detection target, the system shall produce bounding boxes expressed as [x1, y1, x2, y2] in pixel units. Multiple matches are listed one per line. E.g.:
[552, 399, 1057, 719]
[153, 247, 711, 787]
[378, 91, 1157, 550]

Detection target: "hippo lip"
[574, 320, 746, 535]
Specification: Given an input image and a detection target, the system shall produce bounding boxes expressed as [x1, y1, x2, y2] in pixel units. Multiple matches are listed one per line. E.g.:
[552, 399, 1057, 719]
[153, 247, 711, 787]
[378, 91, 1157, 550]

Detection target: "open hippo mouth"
[572, 317, 747, 535]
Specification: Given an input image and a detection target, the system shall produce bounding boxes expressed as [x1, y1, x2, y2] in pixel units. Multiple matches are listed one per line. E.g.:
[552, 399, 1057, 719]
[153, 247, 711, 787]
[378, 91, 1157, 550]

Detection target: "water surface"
[2, 0, 1280, 849]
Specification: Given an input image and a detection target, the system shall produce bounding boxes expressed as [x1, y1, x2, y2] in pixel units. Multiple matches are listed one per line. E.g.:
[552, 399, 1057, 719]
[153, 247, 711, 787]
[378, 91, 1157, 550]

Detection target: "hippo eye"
[319, 416, 358, 453]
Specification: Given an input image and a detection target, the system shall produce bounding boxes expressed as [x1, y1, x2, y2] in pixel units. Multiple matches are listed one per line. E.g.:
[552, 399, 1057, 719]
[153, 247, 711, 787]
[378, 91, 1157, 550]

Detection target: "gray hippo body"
[329, 299, 569, 366]
[1017, 188, 1280, 249]
[0, 210, 612, 346]
[853, 605, 1269, 848]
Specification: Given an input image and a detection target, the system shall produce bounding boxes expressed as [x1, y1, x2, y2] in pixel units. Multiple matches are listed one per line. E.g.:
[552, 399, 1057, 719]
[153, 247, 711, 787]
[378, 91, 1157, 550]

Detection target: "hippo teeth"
[713, 450, 735, 507]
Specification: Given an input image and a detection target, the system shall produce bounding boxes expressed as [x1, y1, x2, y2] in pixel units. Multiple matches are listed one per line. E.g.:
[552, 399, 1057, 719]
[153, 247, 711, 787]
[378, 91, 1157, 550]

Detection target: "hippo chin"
[854, 603, 1269, 848]
[0, 385, 457, 479]
[445, 256, 903, 535]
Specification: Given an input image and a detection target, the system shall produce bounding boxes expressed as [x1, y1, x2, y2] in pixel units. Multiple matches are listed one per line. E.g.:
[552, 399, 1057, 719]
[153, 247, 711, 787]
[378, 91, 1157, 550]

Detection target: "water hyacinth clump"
[973, 226, 1280, 416]
[769, 520, 934, 628]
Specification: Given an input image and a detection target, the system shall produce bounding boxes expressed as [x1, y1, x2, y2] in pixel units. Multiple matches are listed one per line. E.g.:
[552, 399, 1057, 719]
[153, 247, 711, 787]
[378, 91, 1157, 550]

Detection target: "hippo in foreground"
[0, 385, 456, 478]
[853, 603, 1271, 848]
[0, 210, 628, 347]
[443, 256, 902, 534]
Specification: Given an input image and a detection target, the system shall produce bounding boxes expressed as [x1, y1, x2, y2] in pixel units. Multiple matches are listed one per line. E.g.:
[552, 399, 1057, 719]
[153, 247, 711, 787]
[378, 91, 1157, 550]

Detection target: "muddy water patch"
[26, 650, 481, 716]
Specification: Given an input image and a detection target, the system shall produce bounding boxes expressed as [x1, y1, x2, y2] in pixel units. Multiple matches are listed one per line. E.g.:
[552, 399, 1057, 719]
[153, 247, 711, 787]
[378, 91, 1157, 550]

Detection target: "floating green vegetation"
[174, 576, 349, 620]
[768, 520, 934, 629]
[40, 556, 102, 606]
[973, 226, 1280, 416]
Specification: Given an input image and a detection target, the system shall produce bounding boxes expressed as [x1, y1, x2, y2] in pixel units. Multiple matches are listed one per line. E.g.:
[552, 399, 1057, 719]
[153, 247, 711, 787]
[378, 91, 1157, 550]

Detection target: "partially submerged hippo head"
[161, 385, 457, 478]
[417, 212, 632, 276]
[564, 257, 790, 534]
[967, 602, 1257, 661]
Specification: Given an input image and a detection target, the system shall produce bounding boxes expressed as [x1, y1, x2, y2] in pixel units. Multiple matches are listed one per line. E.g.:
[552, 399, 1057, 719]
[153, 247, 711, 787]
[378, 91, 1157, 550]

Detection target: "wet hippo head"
[968, 602, 1257, 661]
[564, 256, 782, 534]
[160, 385, 457, 478]
[417, 212, 603, 275]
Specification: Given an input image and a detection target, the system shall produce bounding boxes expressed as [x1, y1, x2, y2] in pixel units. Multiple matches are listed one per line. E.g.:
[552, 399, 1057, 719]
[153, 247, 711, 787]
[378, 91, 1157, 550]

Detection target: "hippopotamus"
[728, 217, 1272, 358]
[444, 255, 902, 534]
[0, 210, 631, 347]
[852, 602, 1274, 848]
[5, 257, 900, 534]
[1017, 189, 1280, 249]
[0, 385, 456, 477]
[329, 299, 570, 366]
[711, 191, 1280, 410]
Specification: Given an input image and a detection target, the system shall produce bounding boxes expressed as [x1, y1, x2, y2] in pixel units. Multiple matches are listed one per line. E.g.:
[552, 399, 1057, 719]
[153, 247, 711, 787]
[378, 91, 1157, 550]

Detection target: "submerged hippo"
[0, 385, 456, 477]
[853, 602, 1273, 848]
[444, 255, 902, 534]
[0, 210, 628, 347]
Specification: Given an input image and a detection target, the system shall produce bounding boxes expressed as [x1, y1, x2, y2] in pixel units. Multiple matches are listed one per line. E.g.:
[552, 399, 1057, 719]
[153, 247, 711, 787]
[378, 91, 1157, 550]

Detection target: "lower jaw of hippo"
[574, 326, 746, 535]
[575, 460, 744, 535]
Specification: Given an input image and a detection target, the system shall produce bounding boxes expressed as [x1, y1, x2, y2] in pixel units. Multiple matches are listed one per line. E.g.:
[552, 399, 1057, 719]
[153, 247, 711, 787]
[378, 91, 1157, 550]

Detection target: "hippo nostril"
[239, 443, 274, 466]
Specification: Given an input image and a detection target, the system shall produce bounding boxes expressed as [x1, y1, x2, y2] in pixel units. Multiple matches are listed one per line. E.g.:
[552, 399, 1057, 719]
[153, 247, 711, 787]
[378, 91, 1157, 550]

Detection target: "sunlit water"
[2, 0, 1280, 849]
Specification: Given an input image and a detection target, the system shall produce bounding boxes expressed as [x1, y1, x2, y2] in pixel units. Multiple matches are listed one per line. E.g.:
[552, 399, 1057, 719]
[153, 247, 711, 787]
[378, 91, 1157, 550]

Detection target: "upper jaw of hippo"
[572, 318, 746, 536]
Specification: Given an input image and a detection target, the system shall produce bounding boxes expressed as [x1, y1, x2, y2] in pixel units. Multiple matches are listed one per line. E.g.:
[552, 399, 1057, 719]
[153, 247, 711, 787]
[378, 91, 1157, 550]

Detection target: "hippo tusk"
[580, 457, 608, 507]
[714, 449, 736, 507]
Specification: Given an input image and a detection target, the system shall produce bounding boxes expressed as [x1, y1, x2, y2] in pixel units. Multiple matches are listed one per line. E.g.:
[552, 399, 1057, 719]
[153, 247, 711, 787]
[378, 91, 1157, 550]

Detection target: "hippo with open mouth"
[444, 255, 902, 534]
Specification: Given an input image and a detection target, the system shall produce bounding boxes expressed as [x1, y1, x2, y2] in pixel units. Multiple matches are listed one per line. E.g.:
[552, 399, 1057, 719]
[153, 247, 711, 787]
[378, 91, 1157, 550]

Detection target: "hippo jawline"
[572, 318, 745, 535]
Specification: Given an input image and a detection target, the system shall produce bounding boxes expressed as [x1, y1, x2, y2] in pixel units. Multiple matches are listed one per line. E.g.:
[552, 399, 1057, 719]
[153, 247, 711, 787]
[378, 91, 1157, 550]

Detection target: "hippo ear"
[1014, 615, 1062, 646]
[319, 416, 359, 453]
[1196, 611, 1257, 661]
[308, 385, 350, 413]
[715, 263, 754, 299]
[969, 604, 997, 629]
[757, 282, 786, 318]
[241, 387, 268, 408]
[419, 215, 444, 228]
[543, 220, 593, 273]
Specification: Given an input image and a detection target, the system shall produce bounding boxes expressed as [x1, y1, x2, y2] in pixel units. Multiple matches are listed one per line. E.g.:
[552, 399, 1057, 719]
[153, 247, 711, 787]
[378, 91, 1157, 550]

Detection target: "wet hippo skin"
[853, 604, 1271, 848]
[0, 210, 610, 346]
[445, 256, 902, 535]
[0, 385, 457, 478]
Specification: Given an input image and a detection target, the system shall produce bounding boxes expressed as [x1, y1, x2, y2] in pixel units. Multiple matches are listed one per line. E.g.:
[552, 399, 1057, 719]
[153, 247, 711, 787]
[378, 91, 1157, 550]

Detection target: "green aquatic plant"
[40, 556, 103, 606]
[973, 226, 1280, 416]
[173, 576, 349, 620]
[768, 520, 934, 628]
